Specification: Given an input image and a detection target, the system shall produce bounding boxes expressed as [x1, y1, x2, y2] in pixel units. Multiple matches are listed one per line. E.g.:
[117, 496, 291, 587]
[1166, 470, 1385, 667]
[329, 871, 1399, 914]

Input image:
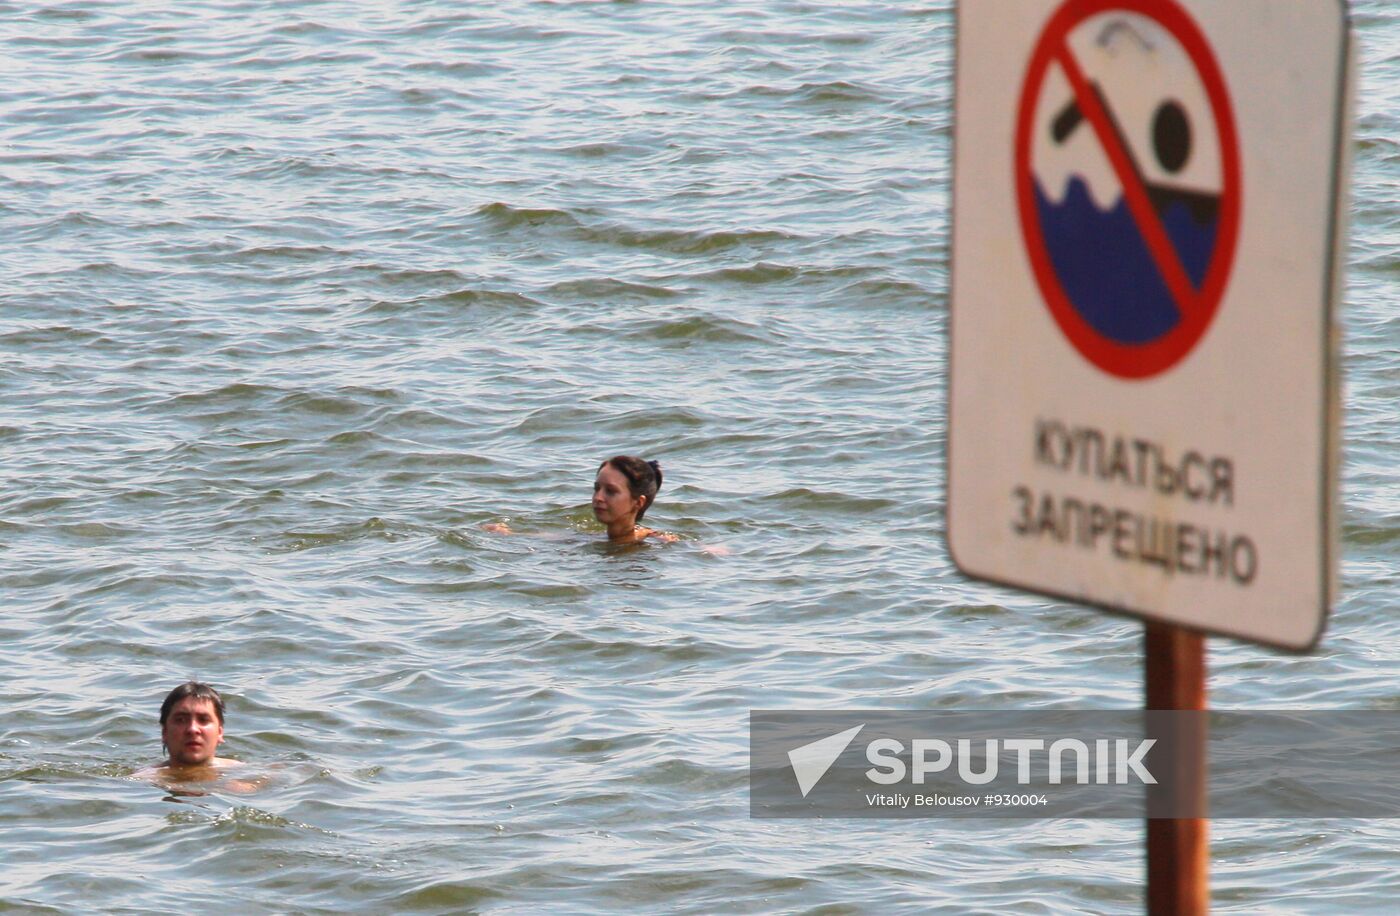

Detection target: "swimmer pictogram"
[1015, 0, 1240, 379]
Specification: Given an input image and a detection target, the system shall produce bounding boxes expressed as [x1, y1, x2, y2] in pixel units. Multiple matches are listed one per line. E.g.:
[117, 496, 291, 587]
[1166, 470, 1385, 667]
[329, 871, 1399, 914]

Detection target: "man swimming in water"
[155, 681, 235, 768]
[137, 681, 259, 791]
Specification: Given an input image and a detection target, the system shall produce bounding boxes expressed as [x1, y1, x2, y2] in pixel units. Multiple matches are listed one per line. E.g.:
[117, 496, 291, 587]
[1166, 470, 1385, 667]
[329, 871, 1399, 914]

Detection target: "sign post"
[1144, 623, 1206, 914]
[949, 0, 1352, 908]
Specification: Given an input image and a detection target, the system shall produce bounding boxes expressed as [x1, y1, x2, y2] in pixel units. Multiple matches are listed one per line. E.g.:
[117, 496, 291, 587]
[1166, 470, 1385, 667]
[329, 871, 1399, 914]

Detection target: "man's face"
[162, 697, 224, 766]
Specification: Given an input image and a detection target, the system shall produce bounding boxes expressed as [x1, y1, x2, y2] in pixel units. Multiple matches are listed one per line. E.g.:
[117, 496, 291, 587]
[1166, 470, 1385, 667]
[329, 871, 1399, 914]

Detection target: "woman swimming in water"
[481, 455, 677, 543]
[592, 455, 677, 544]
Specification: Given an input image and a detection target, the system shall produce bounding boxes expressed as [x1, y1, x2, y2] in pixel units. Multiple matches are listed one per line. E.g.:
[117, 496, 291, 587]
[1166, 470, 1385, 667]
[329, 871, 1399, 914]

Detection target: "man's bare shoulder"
[137, 756, 245, 776]
[135, 757, 261, 793]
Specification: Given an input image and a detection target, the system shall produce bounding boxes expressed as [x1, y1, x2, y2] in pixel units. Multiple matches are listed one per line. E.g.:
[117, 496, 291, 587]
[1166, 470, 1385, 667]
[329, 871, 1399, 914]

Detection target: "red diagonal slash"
[1053, 40, 1203, 320]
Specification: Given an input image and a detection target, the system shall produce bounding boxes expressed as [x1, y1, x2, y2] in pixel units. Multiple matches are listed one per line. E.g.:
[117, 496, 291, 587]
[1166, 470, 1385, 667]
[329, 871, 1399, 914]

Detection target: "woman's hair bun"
[648, 460, 662, 490]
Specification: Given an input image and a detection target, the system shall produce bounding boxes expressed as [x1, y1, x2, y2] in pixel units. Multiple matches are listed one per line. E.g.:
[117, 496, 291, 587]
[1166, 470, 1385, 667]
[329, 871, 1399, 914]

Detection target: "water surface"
[3, 1, 1399, 911]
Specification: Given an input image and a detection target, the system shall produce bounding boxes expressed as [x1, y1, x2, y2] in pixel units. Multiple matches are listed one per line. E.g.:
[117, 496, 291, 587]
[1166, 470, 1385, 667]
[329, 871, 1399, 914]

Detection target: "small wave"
[690, 261, 800, 284]
[837, 276, 939, 308]
[231, 437, 296, 451]
[162, 383, 283, 412]
[54, 522, 139, 540]
[212, 805, 333, 836]
[552, 732, 651, 756]
[403, 60, 506, 79]
[35, 6, 99, 20]
[325, 429, 388, 447]
[759, 487, 899, 514]
[456, 22, 576, 42]
[605, 404, 710, 429]
[114, 48, 203, 64]
[365, 288, 542, 316]
[713, 28, 877, 51]
[544, 277, 682, 302]
[705, 79, 883, 106]
[235, 242, 348, 261]
[231, 50, 376, 69]
[1343, 521, 1400, 546]
[76, 570, 244, 602]
[577, 223, 794, 255]
[39, 210, 116, 231]
[271, 517, 416, 553]
[262, 18, 337, 36]
[622, 314, 771, 345]
[510, 404, 606, 434]
[394, 879, 505, 909]
[796, 79, 883, 103]
[513, 582, 592, 600]
[395, 86, 445, 106]
[206, 144, 258, 162]
[631, 757, 740, 790]
[238, 153, 359, 181]
[550, 141, 653, 160]
[1356, 134, 1400, 155]
[1356, 247, 1400, 273]
[475, 201, 584, 230]
[471, 204, 797, 256]
[273, 391, 378, 418]
[9, 495, 81, 514]
[0, 325, 111, 347]
[534, 629, 725, 665]
[366, 668, 456, 697]
[1, 761, 109, 782]
[372, 267, 474, 287]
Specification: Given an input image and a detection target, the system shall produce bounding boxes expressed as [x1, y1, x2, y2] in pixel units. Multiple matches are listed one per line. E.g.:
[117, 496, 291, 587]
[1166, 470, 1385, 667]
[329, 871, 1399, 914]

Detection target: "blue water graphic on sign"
[1034, 176, 1218, 344]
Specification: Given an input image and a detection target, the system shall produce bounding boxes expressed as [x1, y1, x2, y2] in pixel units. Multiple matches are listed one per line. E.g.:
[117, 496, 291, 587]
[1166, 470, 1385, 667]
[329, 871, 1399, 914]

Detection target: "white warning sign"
[1016, 0, 1240, 379]
[948, 0, 1352, 650]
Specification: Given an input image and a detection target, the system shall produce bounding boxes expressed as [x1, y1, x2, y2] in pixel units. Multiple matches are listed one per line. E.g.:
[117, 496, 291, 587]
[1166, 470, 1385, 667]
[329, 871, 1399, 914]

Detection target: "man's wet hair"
[159, 681, 225, 726]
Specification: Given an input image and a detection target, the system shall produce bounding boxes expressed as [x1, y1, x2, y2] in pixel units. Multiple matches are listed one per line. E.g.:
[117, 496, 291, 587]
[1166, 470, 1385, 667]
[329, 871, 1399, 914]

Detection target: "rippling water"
[2, 1, 1398, 911]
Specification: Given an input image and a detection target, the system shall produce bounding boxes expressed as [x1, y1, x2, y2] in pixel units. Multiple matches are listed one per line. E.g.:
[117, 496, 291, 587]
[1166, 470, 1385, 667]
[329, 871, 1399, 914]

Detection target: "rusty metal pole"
[1145, 622, 1208, 915]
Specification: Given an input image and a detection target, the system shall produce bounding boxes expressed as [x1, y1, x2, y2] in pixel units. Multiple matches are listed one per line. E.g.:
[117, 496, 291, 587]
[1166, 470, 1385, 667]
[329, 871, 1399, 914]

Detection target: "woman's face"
[593, 464, 643, 528]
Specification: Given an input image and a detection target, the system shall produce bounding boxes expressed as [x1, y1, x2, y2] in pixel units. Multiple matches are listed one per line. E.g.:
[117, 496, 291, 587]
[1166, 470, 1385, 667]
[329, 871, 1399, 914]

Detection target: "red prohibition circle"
[1015, 0, 1241, 380]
